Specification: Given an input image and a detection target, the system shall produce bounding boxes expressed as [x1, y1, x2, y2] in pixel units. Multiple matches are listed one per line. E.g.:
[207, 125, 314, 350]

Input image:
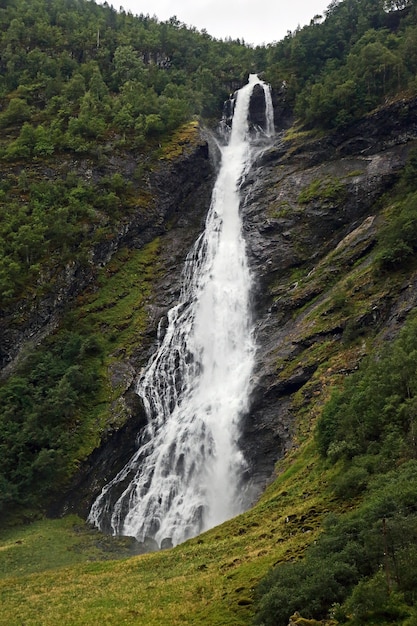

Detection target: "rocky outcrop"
[223, 79, 292, 135]
[288, 613, 337, 626]
[248, 83, 269, 131]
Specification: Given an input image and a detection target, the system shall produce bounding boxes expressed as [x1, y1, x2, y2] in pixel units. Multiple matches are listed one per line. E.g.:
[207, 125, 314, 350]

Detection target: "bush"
[0, 331, 102, 513]
[253, 469, 417, 626]
[375, 160, 417, 269]
[316, 315, 417, 466]
[331, 464, 369, 499]
[254, 314, 417, 626]
[344, 572, 407, 623]
[0, 97, 31, 128]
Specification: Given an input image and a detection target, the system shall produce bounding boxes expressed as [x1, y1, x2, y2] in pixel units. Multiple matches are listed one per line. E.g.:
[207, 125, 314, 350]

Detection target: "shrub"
[0, 97, 31, 128]
[331, 464, 369, 499]
[375, 180, 417, 271]
[0, 331, 102, 513]
[343, 572, 407, 623]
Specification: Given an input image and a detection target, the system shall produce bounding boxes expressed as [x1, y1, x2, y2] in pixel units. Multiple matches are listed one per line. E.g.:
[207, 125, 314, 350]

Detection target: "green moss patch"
[298, 176, 347, 206]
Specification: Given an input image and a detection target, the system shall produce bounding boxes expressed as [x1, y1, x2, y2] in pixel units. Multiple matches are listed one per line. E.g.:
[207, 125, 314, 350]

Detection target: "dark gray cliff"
[239, 95, 417, 495]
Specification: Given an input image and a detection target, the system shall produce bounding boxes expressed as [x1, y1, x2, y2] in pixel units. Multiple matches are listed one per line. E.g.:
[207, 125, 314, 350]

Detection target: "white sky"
[98, 0, 332, 46]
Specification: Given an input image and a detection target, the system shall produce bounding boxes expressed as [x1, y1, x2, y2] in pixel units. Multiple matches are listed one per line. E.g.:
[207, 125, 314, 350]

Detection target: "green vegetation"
[2, 0, 417, 625]
[253, 313, 417, 625]
[298, 177, 346, 206]
[271, 0, 417, 130]
[0, 239, 160, 518]
[0, 435, 337, 626]
[0, 171, 137, 304]
[252, 244, 417, 625]
[0, 516, 139, 578]
[255, 461, 417, 625]
[0, 0, 254, 148]
[317, 314, 417, 469]
[1, 0, 417, 307]
[76, 239, 161, 358]
[252, 141, 417, 626]
[375, 147, 417, 270]
[0, 0, 253, 311]
[0, 330, 102, 512]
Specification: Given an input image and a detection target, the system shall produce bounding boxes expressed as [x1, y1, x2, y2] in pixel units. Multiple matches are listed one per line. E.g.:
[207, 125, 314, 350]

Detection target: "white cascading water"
[88, 74, 274, 547]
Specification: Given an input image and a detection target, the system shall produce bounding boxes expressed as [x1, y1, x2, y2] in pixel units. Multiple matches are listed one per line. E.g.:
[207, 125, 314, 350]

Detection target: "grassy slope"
[0, 437, 340, 626]
[0, 266, 358, 625]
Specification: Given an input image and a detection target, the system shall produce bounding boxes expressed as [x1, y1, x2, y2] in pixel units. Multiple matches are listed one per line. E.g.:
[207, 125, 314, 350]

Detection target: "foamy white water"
[88, 74, 274, 547]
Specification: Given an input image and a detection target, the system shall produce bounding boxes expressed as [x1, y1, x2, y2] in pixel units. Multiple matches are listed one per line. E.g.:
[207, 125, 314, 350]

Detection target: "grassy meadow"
[0, 427, 339, 625]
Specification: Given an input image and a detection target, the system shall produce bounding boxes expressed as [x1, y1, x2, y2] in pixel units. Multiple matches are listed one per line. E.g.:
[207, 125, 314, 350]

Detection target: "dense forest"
[2, 0, 417, 624]
[1, 0, 417, 307]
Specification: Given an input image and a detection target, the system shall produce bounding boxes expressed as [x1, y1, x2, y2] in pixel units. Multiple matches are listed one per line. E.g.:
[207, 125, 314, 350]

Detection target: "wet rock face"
[223, 81, 291, 135]
[247, 81, 293, 134]
[248, 83, 268, 132]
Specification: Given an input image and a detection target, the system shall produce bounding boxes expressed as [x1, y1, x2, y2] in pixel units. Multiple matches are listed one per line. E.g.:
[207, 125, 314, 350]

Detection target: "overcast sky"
[98, 0, 332, 46]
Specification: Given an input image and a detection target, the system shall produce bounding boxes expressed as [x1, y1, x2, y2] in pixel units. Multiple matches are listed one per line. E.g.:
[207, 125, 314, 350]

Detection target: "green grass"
[76, 238, 161, 357]
[0, 516, 138, 579]
[0, 429, 340, 625]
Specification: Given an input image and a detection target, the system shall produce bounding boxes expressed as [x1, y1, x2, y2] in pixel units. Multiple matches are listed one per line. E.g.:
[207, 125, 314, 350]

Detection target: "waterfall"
[88, 74, 275, 547]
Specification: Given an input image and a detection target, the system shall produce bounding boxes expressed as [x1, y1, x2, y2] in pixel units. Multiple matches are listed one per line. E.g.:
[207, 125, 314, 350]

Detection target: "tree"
[5, 122, 37, 159]
[112, 45, 147, 87]
[0, 97, 31, 128]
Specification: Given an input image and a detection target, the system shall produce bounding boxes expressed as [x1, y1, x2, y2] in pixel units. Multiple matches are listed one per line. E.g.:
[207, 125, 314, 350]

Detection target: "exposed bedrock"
[239, 95, 417, 495]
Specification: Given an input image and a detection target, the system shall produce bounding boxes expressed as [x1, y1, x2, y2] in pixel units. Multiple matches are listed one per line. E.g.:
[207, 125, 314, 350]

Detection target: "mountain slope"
[2, 92, 417, 624]
[2, 1, 417, 624]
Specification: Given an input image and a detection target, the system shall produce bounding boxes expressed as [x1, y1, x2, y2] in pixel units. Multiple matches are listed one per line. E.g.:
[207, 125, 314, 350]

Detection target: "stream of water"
[88, 74, 274, 547]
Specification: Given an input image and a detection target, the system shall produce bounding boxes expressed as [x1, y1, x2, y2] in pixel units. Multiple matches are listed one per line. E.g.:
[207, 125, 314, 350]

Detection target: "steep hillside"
[2, 1, 417, 625]
[0, 0, 244, 515]
[2, 92, 417, 624]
